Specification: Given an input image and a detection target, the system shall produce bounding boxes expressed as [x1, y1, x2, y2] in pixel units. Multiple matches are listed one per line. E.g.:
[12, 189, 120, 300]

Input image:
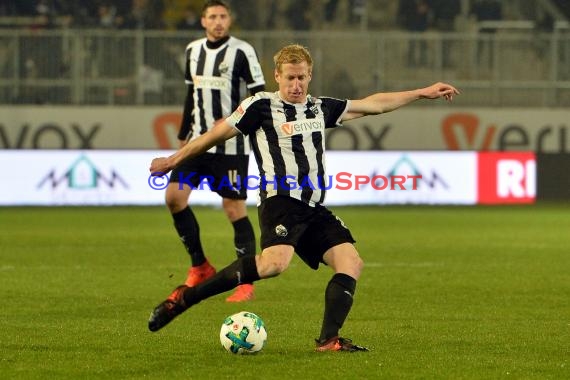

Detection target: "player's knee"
[222, 200, 246, 221]
[261, 260, 289, 278]
[256, 250, 292, 278]
[340, 250, 364, 279]
[353, 255, 364, 276]
[165, 189, 188, 213]
[223, 207, 240, 221]
[165, 198, 181, 213]
[271, 259, 290, 275]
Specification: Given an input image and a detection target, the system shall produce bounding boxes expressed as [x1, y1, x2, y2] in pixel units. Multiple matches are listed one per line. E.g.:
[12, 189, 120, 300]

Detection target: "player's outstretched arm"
[343, 82, 459, 121]
[150, 121, 238, 174]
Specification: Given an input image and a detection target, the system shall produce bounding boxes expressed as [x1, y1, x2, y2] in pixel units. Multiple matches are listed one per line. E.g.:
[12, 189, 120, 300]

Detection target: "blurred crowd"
[1, 0, 566, 32]
[0, 0, 169, 30]
[2, 0, 569, 106]
[0, 0, 514, 32]
[0, 0, 369, 31]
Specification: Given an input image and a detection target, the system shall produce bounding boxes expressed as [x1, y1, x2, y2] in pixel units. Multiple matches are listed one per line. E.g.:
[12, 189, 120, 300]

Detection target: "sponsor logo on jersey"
[218, 62, 229, 74]
[280, 120, 325, 136]
[193, 75, 229, 90]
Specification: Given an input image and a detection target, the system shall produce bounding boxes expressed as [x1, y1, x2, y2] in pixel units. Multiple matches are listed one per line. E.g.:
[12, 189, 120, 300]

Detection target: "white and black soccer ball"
[220, 311, 267, 354]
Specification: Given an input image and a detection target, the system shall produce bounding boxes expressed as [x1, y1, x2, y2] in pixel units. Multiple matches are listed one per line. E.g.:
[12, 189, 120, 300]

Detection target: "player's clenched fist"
[150, 157, 172, 174]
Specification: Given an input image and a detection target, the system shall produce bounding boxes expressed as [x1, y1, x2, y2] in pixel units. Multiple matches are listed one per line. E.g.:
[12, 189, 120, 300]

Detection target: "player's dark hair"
[202, 0, 231, 16]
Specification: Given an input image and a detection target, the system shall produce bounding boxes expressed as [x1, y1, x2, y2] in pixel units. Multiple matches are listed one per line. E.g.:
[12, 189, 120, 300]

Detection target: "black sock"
[232, 217, 256, 286]
[183, 255, 260, 306]
[172, 207, 206, 266]
[232, 217, 256, 259]
[318, 273, 357, 342]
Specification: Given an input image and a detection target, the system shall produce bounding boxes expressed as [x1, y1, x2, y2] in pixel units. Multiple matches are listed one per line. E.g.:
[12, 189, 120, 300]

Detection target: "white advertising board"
[324, 151, 477, 205]
[0, 150, 172, 205]
[0, 150, 478, 206]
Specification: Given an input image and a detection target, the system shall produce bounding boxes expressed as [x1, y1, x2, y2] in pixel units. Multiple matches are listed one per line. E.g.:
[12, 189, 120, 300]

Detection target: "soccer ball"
[219, 311, 267, 354]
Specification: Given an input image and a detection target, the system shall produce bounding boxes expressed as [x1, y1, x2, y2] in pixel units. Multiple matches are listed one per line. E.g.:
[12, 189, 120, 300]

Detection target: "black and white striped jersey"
[184, 36, 265, 155]
[226, 91, 349, 206]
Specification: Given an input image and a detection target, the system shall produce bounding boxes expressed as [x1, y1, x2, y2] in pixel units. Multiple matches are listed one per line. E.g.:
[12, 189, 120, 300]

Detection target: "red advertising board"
[477, 152, 536, 204]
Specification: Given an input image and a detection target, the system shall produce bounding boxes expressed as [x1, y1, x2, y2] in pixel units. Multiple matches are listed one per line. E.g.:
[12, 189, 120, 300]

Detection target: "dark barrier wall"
[537, 154, 570, 200]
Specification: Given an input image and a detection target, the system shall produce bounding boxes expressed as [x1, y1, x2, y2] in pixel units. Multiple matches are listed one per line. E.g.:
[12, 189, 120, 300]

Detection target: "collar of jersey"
[277, 91, 313, 106]
[205, 35, 230, 50]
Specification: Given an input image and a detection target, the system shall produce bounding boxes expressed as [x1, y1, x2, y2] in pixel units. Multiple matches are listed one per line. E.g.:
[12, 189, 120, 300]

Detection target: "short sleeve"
[320, 97, 348, 128]
[184, 46, 193, 84]
[225, 95, 263, 136]
[236, 44, 265, 89]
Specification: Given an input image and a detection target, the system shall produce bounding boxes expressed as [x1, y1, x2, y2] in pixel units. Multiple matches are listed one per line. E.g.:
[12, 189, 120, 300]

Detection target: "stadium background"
[1, 0, 569, 203]
[1, 1, 569, 379]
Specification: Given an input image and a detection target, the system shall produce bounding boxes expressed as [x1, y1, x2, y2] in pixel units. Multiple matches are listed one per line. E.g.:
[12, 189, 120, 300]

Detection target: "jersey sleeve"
[225, 95, 262, 136]
[235, 44, 265, 89]
[184, 44, 194, 85]
[320, 97, 349, 128]
[177, 84, 195, 140]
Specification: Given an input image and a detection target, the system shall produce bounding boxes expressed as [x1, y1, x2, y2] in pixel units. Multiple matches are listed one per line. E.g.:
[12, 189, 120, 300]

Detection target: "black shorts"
[170, 152, 249, 199]
[258, 195, 356, 270]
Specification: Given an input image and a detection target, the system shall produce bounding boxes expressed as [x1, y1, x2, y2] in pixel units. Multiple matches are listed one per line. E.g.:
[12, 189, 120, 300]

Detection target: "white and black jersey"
[182, 36, 265, 155]
[226, 91, 349, 206]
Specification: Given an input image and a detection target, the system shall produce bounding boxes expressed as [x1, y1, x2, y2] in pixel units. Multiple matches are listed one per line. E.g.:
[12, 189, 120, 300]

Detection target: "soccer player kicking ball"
[148, 44, 459, 351]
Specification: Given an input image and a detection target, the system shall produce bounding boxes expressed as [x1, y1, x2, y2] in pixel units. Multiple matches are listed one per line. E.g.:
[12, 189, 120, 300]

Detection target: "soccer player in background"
[164, 0, 265, 302]
[149, 44, 459, 351]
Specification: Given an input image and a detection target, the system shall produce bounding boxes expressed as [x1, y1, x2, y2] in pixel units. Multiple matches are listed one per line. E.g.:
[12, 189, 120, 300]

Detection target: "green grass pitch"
[1, 204, 568, 379]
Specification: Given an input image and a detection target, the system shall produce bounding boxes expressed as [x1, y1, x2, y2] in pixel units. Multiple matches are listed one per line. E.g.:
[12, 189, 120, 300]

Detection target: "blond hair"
[273, 44, 313, 73]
